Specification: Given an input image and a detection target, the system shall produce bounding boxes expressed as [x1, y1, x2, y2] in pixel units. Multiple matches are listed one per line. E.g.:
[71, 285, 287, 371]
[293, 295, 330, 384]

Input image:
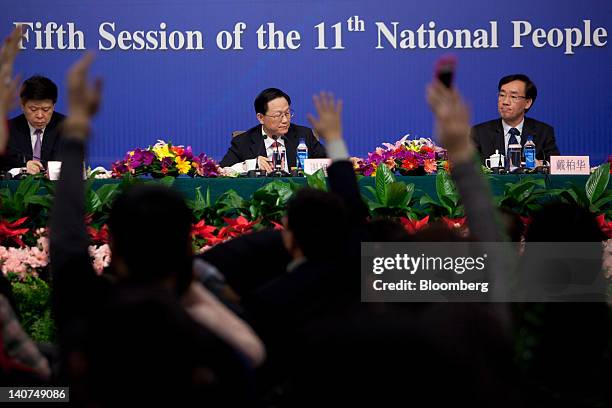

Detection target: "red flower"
[441, 216, 467, 230]
[87, 224, 109, 244]
[171, 146, 185, 156]
[595, 214, 612, 239]
[270, 221, 285, 231]
[401, 157, 418, 171]
[0, 217, 30, 247]
[192, 220, 223, 245]
[399, 216, 429, 234]
[218, 216, 258, 239]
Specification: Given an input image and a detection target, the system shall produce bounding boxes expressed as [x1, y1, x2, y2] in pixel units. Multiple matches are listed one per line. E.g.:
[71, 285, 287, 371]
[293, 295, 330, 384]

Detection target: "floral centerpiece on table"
[355, 135, 447, 176]
[111, 140, 221, 178]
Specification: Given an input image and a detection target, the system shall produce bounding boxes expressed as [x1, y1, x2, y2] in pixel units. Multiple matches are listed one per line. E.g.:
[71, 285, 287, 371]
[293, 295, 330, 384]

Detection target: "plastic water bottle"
[297, 138, 308, 169]
[524, 136, 536, 169]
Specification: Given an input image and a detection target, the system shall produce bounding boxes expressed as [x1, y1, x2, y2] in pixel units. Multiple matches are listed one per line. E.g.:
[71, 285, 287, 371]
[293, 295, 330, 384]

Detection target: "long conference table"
[0, 174, 598, 202]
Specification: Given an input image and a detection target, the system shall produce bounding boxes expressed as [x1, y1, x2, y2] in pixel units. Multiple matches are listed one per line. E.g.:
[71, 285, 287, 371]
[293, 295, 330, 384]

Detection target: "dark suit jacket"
[219, 123, 327, 168]
[1, 112, 66, 171]
[471, 117, 560, 163]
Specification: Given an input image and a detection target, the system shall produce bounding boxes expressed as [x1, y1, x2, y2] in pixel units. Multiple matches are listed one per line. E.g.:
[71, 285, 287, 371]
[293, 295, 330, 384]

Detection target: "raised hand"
[64, 53, 103, 140]
[426, 80, 474, 163]
[307, 91, 343, 142]
[0, 26, 23, 153]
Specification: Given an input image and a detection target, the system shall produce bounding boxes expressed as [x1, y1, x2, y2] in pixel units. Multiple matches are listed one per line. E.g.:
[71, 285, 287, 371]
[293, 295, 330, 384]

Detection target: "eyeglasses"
[264, 110, 295, 121]
[497, 93, 527, 104]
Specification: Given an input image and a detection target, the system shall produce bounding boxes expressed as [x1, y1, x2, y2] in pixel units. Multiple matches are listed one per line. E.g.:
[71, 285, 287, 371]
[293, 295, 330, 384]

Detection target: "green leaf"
[24, 195, 53, 209]
[85, 189, 102, 214]
[435, 171, 458, 204]
[158, 176, 175, 187]
[591, 191, 612, 211]
[306, 169, 327, 191]
[215, 190, 246, 214]
[585, 162, 610, 204]
[363, 186, 378, 202]
[386, 182, 410, 208]
[15, 177, 40, 201]
[375, 164, 395, 205]
[568, 183, 590, 207]
[95, 184, 120, 207]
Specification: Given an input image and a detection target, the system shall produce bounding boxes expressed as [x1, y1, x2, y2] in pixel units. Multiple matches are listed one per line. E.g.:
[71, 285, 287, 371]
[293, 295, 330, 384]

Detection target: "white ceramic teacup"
[485, 151, 505, 168]
[47, 161, 62, 180]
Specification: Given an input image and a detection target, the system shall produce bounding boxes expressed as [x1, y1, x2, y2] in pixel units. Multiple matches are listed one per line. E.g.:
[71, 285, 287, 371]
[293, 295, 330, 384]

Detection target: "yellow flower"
[175, 156, 191, 174]
[152, 143, 173, 159]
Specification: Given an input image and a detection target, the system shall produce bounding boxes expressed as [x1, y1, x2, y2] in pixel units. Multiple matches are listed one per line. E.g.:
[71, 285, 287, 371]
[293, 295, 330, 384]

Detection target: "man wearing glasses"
[220, 88, 326, 173]
[471, 74, 560, 164]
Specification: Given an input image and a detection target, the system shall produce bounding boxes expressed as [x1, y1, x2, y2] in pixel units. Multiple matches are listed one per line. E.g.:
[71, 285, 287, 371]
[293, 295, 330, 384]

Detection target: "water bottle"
[297, 138, 308, 169]
[523, 136, 536, 169]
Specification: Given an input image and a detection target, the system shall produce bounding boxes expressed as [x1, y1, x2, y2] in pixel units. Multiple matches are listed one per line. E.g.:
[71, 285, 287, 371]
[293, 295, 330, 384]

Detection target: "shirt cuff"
[229, 159, 257, 173]
[325, 139, 349, 161]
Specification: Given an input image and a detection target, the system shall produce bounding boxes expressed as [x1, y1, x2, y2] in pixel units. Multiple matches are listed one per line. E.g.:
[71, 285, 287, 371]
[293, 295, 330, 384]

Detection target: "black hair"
[254, 88, 291, 115]
[20, 75, 58, 104]
[286, 188, 349, 261]
[107, 184, 193, 293]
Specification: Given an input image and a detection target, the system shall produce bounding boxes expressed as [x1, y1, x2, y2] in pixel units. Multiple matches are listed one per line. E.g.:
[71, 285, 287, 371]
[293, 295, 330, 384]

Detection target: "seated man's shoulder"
[290, 123, 314, 134]
[472, 118, 501, 131]
[525, 116, 553, 130]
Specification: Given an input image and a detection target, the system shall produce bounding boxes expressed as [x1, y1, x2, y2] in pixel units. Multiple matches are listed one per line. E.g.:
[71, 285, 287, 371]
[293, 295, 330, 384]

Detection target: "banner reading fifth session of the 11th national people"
[4, 0, 610, 167]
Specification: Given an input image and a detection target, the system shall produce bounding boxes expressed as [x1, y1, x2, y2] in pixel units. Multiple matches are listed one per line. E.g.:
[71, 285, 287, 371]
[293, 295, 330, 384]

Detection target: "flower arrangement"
[111, 140, 221, 178]
[354, 135, 447, 177]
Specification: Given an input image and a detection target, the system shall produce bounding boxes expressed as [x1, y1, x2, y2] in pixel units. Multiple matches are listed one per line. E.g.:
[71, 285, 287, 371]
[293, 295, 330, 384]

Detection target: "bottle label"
[524, 148, 536, 169]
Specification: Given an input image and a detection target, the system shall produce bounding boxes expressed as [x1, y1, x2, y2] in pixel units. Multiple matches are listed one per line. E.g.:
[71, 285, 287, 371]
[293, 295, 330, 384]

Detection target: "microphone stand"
[270, 135, 290, 177]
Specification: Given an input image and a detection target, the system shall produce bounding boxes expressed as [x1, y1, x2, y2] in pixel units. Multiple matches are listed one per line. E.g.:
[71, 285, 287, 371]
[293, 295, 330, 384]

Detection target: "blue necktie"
[508, 127, 520, 146]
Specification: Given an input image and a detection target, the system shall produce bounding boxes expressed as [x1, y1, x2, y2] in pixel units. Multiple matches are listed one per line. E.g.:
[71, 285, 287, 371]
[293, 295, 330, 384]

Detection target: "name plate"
[304, 158, 332, 175]
[549, 156, 590, 175]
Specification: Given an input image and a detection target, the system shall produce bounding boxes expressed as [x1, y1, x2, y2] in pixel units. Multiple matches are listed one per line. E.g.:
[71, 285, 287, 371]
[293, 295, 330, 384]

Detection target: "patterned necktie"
[33, 129, 42, 161]
[508, 127, 520, 146]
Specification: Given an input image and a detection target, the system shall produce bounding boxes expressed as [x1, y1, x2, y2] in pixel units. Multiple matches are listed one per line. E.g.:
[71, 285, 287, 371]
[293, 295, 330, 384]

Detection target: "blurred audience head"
[367, 218, 411, 242]
[525, 202, 605, 242]
[108, 184, 193, 293]
[498, 207, 524, 242]
[284, 188, 349, 262]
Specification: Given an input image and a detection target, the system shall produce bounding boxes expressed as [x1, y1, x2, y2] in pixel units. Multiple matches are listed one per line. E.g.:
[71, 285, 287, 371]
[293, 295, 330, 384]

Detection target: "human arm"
[0, 27, 21, 155]
[182, 280, 266, 367]
[49, 53, 103, 327]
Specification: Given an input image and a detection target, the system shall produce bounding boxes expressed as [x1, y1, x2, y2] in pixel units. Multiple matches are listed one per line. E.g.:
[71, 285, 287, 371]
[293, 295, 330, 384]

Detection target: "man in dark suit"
[219, 88, 326, 173]
[1, 76, 65, 174]
[471, 74, 560, 164]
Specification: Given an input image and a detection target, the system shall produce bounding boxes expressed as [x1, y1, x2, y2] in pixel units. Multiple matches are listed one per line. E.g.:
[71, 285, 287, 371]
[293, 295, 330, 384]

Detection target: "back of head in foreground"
[107, 184, 194, 294]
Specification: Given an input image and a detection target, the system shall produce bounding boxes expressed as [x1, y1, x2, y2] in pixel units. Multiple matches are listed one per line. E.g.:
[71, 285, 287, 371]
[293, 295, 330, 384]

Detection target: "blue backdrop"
[4, 0, 611, 167]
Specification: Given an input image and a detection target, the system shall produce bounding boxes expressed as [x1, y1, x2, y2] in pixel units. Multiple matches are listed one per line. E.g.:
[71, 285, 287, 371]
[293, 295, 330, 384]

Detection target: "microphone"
[274, 136, 282, 171]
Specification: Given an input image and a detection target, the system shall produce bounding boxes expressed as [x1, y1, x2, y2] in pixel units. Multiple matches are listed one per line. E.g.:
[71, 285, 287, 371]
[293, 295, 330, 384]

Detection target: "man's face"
[22, 99, 55, 130]
[497, 80, 532, 125]
[257, 97, 291, 137]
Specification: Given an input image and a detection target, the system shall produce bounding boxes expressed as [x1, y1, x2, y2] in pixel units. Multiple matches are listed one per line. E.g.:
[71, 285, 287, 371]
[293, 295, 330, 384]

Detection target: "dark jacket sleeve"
[49, 137, 99, 331]
[305, 128, 327, 158]
[540, 125, 560, 160]
[219, 136, 246, 168]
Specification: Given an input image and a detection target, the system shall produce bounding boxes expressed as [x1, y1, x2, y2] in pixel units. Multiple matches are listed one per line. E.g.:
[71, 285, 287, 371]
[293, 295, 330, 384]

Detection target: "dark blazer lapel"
[249, 125, 266, 158]
[493, 120, 505, 156]
[41, 124, 59, 162]
[521, 117, 535, 149]
[17, 115, 34, 159]
[283, 126, 298, 168]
